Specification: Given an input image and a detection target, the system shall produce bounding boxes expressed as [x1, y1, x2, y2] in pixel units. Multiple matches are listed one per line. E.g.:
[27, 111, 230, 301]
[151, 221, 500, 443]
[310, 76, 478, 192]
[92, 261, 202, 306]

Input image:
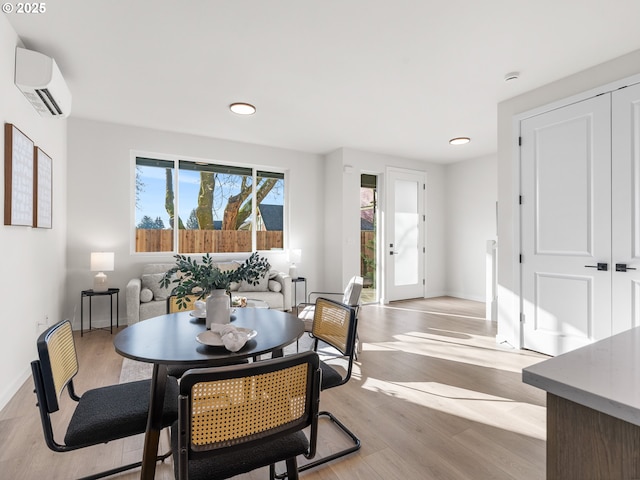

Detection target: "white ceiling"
[6, 0, 640, 163]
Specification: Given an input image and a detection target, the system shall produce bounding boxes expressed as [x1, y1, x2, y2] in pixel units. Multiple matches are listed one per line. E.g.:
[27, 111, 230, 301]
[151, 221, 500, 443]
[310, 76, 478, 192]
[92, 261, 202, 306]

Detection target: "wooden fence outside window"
[135, 229, 284, 253]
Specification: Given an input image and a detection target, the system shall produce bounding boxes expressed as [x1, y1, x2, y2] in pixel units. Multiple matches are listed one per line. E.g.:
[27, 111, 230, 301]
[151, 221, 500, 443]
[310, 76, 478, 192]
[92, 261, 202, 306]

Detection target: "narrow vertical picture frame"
[34, 147, 53, 228]
[4, 123, 34, 226]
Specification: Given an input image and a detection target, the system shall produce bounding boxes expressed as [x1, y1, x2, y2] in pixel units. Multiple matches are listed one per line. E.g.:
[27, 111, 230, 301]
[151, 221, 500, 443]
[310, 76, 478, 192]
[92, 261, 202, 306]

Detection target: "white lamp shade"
[91, 252, 114, 272]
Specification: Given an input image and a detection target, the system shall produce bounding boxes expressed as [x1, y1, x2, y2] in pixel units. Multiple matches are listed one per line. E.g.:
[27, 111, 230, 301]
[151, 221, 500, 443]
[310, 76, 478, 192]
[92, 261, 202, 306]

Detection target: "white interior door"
[521, 94, 612, 356]
[386, 168, 425, 301]
[611, 82, 640, 334]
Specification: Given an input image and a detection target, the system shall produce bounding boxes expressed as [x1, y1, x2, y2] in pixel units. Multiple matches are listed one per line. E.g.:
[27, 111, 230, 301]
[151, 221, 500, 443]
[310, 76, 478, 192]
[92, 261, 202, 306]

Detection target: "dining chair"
[297, 275, 363, 358]
[172, 351, 321, 480]
[280, 297, 361, 477]
[31, 319, 179, 480]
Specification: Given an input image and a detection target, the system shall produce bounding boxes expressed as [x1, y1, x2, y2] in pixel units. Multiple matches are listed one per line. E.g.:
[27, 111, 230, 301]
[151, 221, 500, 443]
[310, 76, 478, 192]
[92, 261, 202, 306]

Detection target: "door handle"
[585, 263, 608, 271]
[616, 263, 637, 272]
[389, 251, 398, 256]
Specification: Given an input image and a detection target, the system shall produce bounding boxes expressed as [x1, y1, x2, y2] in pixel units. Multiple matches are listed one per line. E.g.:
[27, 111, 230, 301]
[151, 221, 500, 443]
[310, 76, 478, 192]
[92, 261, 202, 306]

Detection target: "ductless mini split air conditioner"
[14, 46, 72, 118]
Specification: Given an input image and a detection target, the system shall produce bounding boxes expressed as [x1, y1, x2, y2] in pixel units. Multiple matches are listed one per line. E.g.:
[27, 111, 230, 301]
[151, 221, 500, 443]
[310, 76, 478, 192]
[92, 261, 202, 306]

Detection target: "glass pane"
[360, 175, 377, 303]
[256, 171, 285, 251]
[135, 158, 174, 253]
[178, 161, 253, 253]
[394, 178, 419, 286]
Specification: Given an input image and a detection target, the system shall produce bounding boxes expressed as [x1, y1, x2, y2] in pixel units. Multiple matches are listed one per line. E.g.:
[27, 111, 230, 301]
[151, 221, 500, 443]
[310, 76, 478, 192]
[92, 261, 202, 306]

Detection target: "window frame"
[130, 150, 288, 256]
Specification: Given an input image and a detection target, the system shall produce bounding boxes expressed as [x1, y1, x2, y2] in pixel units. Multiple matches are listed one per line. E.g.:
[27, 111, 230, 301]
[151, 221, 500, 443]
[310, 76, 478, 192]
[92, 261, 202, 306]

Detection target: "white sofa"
[126, 262, 292, 324]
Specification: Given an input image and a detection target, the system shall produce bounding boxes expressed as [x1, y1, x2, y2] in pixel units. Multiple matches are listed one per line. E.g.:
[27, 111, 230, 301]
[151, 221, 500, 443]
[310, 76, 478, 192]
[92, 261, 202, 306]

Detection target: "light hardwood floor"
[0, 297, 548, 480]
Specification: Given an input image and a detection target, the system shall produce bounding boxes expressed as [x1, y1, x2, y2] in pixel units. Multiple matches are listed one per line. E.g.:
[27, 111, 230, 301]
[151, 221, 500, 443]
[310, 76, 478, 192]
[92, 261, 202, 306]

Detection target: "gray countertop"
[522, 326, 640, 426]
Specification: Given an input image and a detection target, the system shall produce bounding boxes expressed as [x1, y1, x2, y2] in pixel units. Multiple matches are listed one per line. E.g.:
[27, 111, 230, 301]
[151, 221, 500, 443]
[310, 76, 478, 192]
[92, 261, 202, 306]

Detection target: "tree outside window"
[135, 157, 284, 254]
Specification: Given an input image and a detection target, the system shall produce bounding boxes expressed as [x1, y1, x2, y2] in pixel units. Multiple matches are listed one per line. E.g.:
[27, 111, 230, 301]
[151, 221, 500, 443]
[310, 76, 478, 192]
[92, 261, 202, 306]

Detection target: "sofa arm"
[126, 277, 142, 324]
[274, 272, 292, 311]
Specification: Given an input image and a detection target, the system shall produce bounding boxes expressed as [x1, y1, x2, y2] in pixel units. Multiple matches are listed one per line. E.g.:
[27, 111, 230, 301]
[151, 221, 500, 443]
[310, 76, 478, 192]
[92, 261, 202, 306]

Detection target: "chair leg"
[274, 410, 360, 479]
[285, 458, 299, 480]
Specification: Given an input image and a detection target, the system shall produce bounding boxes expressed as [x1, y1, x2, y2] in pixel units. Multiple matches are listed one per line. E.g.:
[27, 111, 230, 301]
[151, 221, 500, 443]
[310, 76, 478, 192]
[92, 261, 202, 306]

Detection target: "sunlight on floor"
[382, 304, 488, 321]
[363, 332, 545, 374]
[361, 376, 546, 441]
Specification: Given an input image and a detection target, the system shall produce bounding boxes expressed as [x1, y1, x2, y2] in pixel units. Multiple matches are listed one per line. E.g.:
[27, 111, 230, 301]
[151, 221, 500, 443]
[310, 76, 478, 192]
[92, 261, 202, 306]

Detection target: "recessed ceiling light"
[449, 137, 470, 145]
[229, 103, 256, 115]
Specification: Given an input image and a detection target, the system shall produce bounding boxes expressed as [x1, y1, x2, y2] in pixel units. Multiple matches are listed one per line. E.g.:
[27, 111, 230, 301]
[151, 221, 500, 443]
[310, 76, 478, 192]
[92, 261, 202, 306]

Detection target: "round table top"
[114, 308, 304, 366]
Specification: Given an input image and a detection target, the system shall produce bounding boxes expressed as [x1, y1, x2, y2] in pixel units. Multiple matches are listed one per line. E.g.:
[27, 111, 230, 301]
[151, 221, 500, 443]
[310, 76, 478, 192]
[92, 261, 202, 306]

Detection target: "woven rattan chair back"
[311, 297, 356, 357]
[37, 320, 79, 413]
[176, 351, 321, 478]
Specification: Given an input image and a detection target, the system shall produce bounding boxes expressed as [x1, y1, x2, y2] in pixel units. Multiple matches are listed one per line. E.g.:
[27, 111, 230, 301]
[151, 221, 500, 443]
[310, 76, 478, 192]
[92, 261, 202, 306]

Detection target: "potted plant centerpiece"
[160, 252, 270, 327]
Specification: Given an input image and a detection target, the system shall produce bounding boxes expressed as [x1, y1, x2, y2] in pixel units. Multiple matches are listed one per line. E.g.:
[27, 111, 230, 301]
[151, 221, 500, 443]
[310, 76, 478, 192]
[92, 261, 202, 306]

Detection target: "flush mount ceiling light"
[229, 102, 256, 115]
[449, 137, 471, 145]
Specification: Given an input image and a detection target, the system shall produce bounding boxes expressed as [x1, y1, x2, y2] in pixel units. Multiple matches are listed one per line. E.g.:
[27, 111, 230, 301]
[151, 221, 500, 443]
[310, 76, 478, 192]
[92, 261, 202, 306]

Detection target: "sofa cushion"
[238, 271, 269, 292]
[140, 288, 154, 303]
[215, 261, 240, 272]
[140, 300, 169, 321]
[268, 280, 282, 292]
[141, 273, 173, 301]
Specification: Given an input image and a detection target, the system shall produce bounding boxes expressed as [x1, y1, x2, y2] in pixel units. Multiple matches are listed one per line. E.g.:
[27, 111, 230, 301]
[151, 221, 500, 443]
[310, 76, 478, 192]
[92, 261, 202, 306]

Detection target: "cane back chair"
[297, 275, 363, 357]
[280, 297, 361, 476]
[31, 319, 178, 480]
[173, 351, 321, 480]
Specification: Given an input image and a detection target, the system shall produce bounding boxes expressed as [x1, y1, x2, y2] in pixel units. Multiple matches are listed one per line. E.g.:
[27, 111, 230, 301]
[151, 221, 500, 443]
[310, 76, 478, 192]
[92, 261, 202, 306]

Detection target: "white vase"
[206, 289, 230, 329]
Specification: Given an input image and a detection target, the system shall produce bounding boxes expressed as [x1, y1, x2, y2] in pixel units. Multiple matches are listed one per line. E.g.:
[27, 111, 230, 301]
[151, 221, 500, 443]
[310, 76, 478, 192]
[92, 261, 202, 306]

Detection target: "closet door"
[611, 82, 640, 334]
[520, 94, 612, 356]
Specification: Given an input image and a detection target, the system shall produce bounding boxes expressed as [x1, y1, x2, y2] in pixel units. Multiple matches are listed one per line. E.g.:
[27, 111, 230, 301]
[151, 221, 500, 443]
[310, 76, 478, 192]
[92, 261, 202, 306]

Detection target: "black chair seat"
[319, 361, 344, 390]
[65, 377, 179, 446]
[171, 423, 309, 480]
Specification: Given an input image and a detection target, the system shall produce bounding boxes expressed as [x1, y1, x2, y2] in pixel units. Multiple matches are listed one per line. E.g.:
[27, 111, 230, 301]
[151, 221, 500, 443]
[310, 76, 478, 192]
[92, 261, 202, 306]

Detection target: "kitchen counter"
[523, 326, 640, 479]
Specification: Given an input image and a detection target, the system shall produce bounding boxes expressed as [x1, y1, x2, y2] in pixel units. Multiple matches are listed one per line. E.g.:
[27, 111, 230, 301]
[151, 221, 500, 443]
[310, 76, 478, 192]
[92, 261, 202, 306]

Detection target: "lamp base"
[288, 264, 298, 280]
[93, 272, 108, 292]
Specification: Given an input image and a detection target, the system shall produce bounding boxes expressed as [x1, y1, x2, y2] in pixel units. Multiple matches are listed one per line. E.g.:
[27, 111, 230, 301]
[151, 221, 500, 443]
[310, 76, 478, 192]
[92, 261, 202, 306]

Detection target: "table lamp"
[91, 252, 114, 292]
[289, 249, 302, 280]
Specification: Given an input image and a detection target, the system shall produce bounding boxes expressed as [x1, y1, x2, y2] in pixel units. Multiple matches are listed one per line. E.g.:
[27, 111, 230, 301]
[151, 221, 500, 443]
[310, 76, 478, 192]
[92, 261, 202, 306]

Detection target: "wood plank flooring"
[0, 297, 548, 479]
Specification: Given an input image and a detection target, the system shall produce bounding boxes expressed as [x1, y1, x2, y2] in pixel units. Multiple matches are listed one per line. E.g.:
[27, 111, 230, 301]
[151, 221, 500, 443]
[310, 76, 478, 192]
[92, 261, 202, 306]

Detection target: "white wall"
[497, 48, 640, 347]
[0, 17, 68, 410]
[65, 118, 324, 329]
[445, 154, 497, 302]
[65, 122, 457, 326]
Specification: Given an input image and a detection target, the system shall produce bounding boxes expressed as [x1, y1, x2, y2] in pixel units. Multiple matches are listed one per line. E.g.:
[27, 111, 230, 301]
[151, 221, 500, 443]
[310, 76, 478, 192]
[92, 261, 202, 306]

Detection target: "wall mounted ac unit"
[14, 47, 71, 118]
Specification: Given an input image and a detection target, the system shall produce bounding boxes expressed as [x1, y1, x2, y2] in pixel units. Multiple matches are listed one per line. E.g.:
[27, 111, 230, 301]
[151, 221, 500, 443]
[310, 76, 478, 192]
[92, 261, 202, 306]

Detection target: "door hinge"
[519, 195, 523, 205]
[423, 278, 425, 285]
[519, 136, 522, 146]
[423, 214, 426, 222]
[520, 312, 525, 324]
[519, 254, 523, 263]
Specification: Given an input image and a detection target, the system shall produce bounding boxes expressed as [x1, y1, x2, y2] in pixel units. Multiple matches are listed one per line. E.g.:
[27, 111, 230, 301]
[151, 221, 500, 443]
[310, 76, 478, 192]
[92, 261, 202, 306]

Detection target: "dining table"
[113, 307, 305, 480]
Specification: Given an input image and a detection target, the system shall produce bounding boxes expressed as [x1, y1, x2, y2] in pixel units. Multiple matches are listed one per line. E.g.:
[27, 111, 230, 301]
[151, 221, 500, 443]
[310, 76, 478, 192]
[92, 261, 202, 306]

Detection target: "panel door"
[521, 94, 612, 356]
[385, 168, 425, 301]
[611, 82, 640, 334]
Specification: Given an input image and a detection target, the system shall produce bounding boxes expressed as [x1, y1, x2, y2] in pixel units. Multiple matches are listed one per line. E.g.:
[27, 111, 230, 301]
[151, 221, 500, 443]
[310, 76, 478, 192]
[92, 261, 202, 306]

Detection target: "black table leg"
[80, 293, 84, 337]
[140, 363, 168, 480]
